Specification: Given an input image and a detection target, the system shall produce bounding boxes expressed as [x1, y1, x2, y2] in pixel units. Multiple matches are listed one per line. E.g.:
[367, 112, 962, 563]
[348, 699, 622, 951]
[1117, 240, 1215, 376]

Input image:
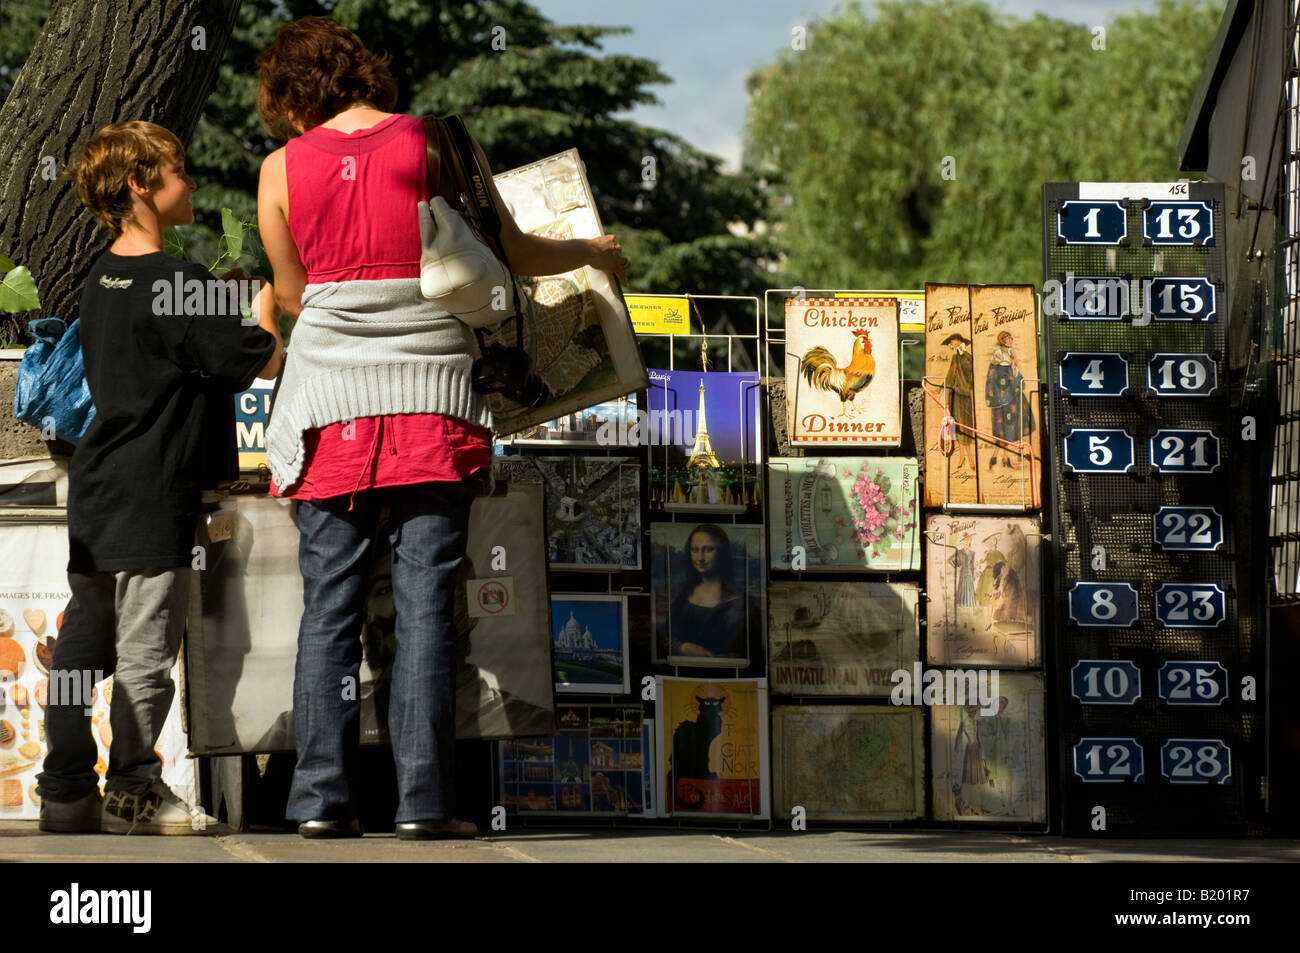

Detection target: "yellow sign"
[626, 295, 691, 334]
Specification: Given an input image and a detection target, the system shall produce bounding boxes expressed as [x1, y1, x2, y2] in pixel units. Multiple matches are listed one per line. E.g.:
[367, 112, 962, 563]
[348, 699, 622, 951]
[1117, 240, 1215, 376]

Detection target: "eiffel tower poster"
[646, 367, 761, 514]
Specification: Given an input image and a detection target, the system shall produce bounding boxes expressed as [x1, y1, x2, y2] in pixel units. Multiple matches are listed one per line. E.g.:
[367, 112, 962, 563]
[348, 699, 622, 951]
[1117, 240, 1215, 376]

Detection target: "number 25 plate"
[1068, 581, 1140, 627]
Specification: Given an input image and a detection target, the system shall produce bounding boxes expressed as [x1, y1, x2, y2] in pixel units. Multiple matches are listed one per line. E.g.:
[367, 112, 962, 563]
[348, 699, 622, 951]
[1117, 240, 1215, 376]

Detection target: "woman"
[255, 17, 628, 840]
[984, 330, 1034, 468]
[668, 525, 747, 660]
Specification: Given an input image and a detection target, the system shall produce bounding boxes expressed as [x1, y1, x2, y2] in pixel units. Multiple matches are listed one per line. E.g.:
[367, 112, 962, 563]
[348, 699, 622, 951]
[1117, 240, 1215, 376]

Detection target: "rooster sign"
[786, 296, 901, 446]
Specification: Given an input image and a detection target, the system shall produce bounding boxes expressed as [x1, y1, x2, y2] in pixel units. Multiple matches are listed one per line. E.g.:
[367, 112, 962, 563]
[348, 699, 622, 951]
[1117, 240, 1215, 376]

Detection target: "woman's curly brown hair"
[255, 16, 398, 139]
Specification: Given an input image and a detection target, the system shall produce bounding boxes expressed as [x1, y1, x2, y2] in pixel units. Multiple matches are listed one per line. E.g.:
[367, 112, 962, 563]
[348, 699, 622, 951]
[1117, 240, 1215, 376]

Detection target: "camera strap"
[433, 114, 526, 354]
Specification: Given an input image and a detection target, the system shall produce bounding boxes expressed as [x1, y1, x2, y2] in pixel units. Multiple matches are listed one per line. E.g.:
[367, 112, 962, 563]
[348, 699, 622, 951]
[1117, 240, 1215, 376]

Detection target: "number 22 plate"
[1152, 505, 1225, 552]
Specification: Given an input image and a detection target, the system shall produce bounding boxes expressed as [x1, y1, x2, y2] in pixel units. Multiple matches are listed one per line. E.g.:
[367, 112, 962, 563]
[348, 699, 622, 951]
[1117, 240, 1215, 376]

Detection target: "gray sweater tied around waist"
[265, 279, 493, 491]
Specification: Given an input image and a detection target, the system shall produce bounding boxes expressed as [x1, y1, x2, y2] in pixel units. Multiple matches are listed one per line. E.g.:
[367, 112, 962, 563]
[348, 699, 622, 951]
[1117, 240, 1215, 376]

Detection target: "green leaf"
[164, 228, 188, 261]
[0, 253, 15, 273]
[878, 476, 891, 495]
[0, 265, 40, 313]
[221, 208, 244, 262]
[878, 535, 893, 556]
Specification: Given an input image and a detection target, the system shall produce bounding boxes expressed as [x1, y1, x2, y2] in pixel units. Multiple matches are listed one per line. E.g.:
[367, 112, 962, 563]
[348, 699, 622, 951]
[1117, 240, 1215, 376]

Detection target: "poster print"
[650, 522, 763, 666]
[930, 671, 1047, 823]
[785, 296, 901, 446]
[654, 676, 769, 819]
[551, 594, 630, 694]
[505, 394, 639, 449]
[768, 582, 920, 696]
[0, 523, 197, 819]
[925, 515, 1041, 668]
[768, 457, 920, 572]
[488, 150, 648, 437]
[492, 455, 641, 570]
[970, 286, 1040, 508]
[645, 369, 761, 514]
[499, 704, 646, 815]
[924, 284, 977, 506]
[772, 706, 924, 820]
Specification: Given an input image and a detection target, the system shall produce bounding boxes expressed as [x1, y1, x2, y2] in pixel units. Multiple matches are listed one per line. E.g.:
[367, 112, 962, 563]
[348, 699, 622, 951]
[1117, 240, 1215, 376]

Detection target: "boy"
[35, 121, 282, 834]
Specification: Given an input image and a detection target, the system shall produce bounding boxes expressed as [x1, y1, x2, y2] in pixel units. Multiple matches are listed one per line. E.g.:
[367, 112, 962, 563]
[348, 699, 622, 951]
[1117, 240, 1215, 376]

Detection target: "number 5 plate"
[1068, 581, 1140, 627]
[1160, 738, 1231, 785]
[1152, 505, 1225, 552]
[1063, 428, 1135, 473]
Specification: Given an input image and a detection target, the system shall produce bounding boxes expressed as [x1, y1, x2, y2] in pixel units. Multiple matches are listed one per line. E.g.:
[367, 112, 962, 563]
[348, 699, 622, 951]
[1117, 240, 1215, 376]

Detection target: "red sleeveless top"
[268, 114, 491, 506]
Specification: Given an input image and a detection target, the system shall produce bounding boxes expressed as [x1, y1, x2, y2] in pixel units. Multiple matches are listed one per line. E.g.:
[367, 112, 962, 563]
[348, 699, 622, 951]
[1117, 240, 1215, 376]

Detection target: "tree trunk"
[0, 0, 242, 342]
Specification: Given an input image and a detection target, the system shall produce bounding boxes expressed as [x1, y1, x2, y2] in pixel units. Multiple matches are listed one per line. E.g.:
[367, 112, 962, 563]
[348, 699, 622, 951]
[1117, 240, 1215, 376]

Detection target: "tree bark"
[0, 0, 241, 342]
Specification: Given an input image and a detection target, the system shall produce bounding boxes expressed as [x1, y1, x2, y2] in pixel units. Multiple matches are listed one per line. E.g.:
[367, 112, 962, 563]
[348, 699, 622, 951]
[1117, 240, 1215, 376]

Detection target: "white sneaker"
[102, 782, 218, 835]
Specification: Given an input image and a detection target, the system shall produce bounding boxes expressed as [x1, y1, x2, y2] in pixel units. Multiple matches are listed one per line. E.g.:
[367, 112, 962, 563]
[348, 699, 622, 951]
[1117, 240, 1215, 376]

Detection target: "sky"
[530, 0, 1173, 170]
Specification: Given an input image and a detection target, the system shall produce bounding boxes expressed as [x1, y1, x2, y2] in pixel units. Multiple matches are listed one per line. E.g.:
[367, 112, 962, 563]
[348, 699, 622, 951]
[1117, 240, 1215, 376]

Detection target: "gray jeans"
[35, 568, 191, 800]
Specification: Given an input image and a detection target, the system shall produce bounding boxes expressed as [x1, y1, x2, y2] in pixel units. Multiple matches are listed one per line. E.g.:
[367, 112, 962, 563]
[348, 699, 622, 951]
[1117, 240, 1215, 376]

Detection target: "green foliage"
[745, 0, 1225, 289]
[0, 254, 41, 314]
[0, 0, 49, 100]
[183, 0, 773, 297]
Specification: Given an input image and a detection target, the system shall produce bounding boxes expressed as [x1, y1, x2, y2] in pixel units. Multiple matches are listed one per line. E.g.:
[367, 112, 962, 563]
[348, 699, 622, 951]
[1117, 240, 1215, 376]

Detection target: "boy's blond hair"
[69, 121, 185, 237]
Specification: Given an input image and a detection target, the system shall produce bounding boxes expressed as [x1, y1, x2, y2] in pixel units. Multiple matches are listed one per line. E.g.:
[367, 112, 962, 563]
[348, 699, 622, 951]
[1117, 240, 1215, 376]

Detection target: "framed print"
[645, 368, 761, 514]
[654, 676, 769, 819]
[768, 457, 920, 572]
[650, 522, 762, 666]
[930, 671, 1047, 823]
[925, 515, 1041, 668]
[772, 706, 924, 820]
[492, 455, 641, 571]
[551, 594, 630, 694]
[924, 283, 976, 506]
[768, 582, 920, 696]
[785, 296, 901, 446]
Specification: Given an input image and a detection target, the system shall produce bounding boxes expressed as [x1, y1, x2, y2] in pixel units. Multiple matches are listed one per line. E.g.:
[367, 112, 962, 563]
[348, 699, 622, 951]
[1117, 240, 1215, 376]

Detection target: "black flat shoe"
[298, 818, 364, 839]
[395, 817, 478, 840]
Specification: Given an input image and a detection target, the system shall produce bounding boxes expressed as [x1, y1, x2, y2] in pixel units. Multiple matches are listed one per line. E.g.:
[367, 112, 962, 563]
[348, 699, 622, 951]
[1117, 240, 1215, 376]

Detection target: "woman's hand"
[586, 234, 629, 286]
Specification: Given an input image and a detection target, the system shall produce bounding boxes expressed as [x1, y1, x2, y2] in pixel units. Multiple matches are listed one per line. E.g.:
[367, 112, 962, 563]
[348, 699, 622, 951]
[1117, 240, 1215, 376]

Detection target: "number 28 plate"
[1160, 738, 1231, 785]
[1068, 581, 1140, 627]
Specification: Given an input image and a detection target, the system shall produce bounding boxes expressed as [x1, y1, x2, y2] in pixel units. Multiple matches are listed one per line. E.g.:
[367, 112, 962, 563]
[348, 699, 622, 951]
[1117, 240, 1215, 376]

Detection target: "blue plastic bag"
[13, 317, 96, 444]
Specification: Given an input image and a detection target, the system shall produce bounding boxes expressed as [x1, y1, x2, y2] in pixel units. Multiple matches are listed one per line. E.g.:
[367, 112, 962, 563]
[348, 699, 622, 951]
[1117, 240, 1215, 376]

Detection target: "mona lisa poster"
[654, 676, 769, 819]
[650, 522, 763, 667]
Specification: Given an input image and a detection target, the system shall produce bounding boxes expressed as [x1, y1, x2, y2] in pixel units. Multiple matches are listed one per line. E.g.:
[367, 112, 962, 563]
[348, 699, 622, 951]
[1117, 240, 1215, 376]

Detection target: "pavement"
[4, 822, 1300, 862]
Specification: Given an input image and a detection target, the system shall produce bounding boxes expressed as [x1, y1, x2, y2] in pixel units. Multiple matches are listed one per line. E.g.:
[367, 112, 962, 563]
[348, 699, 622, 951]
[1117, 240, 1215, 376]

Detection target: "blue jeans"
[287, 480, 475, 824]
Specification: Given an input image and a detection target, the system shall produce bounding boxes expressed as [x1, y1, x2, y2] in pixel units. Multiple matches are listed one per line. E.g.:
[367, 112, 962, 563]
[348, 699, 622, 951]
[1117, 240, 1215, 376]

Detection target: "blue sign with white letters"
[1147, 353, 1217, 397]
[1071, 659, 1141, 705]
[1057, 275, 1129, 320]
[1144, 277, 1217, 322]
[1160, 738, 1231, 784]
[1073, 738, 1145, 783]
[1154, 583, 1226, 629]
[1149, 429, 1220, 474]
[1143, 201, 1214, 246]
[1068, 581, 1140, 628]
[1057, 201, 1127, 245]
[1063, 428, 1135, 474]
[1157, 661, 1229, 706]
[1058, 352, 1129, 397]
[1152, 505, 1224, 552]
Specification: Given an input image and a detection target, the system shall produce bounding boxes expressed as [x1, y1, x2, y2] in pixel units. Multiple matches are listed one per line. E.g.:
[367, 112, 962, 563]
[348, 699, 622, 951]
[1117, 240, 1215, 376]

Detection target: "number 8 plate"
[1068, 581, 1140, 627]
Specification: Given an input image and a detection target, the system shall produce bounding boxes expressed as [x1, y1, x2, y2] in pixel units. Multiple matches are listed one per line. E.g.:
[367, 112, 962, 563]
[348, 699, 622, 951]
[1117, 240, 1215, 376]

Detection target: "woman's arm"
[256, 148, 309, 318]
[470, 138, 629, 285]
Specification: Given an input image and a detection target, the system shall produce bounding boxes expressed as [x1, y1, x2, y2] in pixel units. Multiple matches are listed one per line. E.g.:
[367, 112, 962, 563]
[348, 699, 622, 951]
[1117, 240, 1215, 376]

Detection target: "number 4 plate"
[1160, 738, 1231, 784]
[1074, 738, 1145, 783]
[1059, 353, 1129, 397]
[1157, 661, 1228, 706]
[1068, 581, 1140, 627]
